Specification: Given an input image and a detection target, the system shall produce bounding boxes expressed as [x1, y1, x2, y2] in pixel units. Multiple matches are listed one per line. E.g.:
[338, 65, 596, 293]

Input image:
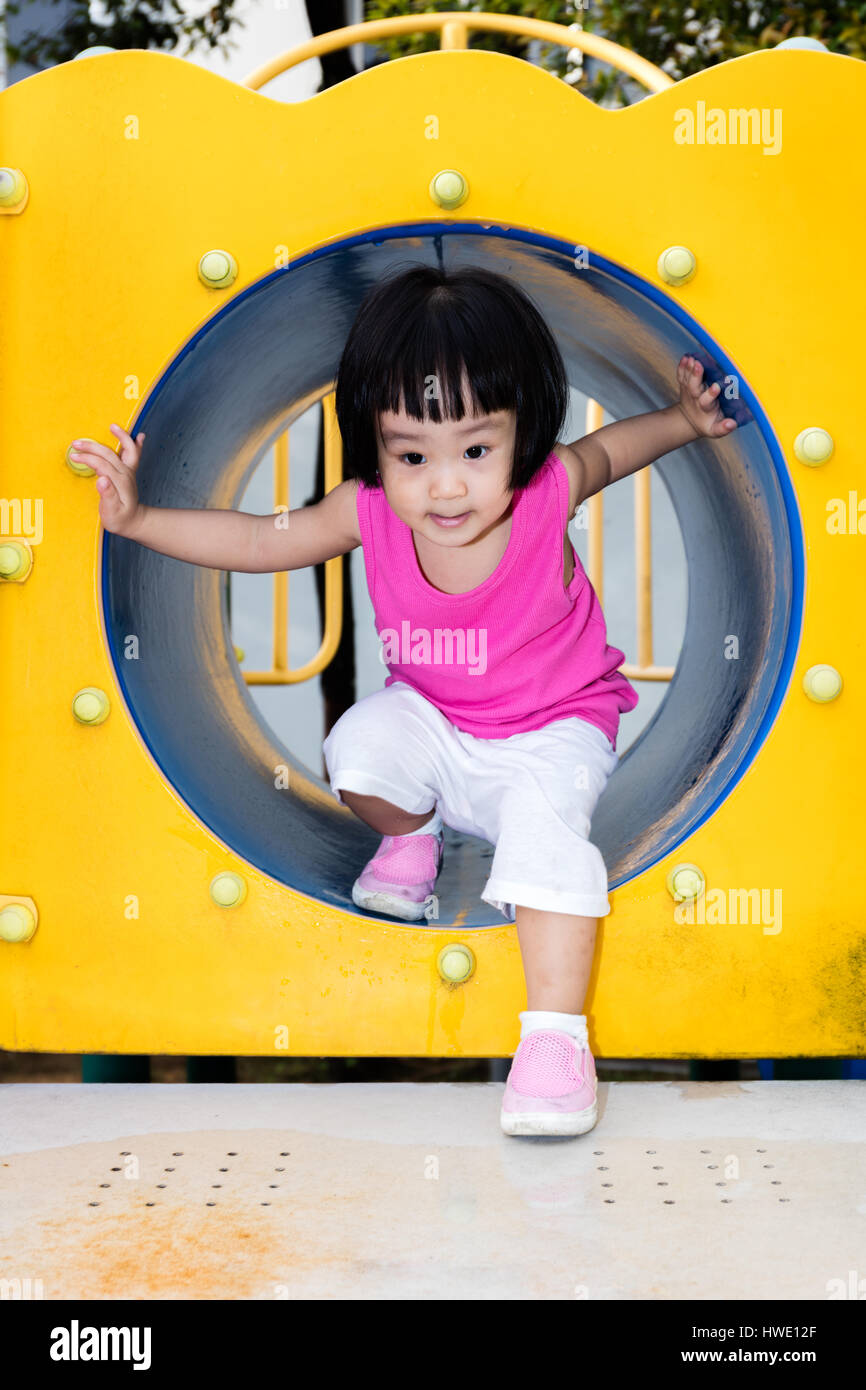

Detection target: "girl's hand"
[69, 424, 146, 536]
[676, 355, 738, 439]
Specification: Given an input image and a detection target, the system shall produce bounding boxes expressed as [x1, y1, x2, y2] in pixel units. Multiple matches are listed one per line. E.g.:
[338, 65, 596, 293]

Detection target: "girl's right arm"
[248, 478, 362, 573]
[130, 480, 361, 573]
[70, 425, 361, 573]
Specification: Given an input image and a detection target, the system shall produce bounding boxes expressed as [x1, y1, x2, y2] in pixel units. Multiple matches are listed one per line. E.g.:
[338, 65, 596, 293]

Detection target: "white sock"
[402, 809, 443, 838]
[520, 1010, 589, 1047]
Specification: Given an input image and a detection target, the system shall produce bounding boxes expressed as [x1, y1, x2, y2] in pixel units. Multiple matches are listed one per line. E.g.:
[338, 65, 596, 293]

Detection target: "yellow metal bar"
[585, 397, 605, 607]
[243, 391, 345, 685]
[272, 430, 289, 674]
[619, 664, 674, 682]
[440, 21, 469, 51]
[242, 13, 674, 94]
[583, 396, 674, 683]
[635, 465, 654, 670]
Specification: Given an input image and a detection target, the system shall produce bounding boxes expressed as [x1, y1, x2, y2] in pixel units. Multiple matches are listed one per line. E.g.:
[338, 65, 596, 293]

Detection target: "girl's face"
[375, 400, 517, 548]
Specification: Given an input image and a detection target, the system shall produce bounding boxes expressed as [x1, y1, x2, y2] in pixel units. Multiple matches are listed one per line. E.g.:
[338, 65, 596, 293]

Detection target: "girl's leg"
[514, 906, 597, 1014]
[472, 721, 617, 1015]
[340, 789, 435, 837]
[323, 684, 448, 825]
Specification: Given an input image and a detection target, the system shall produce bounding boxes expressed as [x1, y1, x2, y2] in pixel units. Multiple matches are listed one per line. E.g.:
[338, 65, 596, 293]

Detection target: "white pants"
[322, 681, 619, 922]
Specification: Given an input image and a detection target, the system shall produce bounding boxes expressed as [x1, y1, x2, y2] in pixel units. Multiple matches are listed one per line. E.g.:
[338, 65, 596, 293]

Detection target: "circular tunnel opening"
[103, 225, 804, 928]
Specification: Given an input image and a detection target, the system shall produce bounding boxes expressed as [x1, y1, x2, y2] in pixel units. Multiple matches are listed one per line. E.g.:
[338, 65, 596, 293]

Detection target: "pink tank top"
[354, 451, 639, 751]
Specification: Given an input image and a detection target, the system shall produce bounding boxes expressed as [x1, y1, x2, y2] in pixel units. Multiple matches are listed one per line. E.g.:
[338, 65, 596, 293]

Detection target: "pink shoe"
[351, 830, 444, 922]
[500, 1029, 598, 1137]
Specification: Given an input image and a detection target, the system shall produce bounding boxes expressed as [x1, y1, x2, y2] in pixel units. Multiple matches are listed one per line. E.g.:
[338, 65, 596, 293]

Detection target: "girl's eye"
[399, 445, 489, 466]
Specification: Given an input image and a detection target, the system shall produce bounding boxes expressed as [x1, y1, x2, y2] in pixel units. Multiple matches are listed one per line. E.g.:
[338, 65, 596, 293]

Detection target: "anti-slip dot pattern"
[86, 1147, 292, 1208]
[90, 1149, 293, 1207]
[584, 1148, 790, 1205]
[80, 1144, 791, 1209]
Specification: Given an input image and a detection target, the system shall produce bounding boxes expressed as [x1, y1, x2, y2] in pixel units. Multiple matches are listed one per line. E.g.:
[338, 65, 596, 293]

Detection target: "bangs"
[335, 263, 568, 490]
[372, 293, 520, 427]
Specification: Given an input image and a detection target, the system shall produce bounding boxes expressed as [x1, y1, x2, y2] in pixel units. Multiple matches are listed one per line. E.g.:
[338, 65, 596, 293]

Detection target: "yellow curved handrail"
[242, 392, 344, 685]
[242, 12, 673, 94]
[238, 13, 675, 687]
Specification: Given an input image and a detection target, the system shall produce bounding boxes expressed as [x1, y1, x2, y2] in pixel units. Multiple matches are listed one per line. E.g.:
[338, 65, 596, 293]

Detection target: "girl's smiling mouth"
[430, 511, 471, 527]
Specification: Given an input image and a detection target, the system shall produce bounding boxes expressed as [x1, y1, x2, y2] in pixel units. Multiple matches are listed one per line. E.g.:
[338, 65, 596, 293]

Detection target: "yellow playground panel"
[0, 15, 863, 1059]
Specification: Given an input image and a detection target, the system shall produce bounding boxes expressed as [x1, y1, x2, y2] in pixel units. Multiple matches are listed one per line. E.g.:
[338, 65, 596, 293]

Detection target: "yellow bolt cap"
[430, 170, 468, 210]
[666, 862, 705, 901]
[210, 872, 247, 907]
[803, 664, 842, 702]
[0, 903, 37, 943]
[72, 687, 110, 724]
[657, 246, 697, 286]
[437, 943, 475, 983]
[793, 427, 833, 465]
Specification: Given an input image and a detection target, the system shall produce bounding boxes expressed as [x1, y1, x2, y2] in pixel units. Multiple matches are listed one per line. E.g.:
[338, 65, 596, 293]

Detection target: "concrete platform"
[1, 1081, 864, 1300]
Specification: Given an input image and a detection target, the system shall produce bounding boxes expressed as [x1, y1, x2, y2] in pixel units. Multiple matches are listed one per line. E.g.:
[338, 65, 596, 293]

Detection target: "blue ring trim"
[106, 219, 806, 888]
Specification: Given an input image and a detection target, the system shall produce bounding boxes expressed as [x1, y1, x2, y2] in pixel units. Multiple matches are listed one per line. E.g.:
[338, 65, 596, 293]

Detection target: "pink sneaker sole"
[351, 830, 444, 923]
[500, 1029, 598, 1137]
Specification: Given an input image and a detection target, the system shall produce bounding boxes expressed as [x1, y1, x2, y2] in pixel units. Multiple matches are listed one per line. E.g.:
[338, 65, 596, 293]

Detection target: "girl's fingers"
[72, 430, 144, 472]
[110, 423, 144, 468]
[69, 449, 108, 476]
[111, 423, 141, 455]
[71, 440, 121, 469]
[83, 453, 123, 485]
[89, 458, 128, 505]
[681, 366, 705, 398]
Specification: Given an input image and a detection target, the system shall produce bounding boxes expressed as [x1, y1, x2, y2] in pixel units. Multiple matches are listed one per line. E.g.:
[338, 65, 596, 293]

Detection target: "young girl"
[324, 264, 735, 1137]
[70, 263, 735, 1140]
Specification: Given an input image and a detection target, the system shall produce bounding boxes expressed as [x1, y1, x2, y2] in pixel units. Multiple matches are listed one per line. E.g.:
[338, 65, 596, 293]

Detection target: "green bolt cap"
[0, 903, 37, 943]
[429, 170, 468, 210]
[0, 168, 28, 209]
[210, 872, 248, 907]
[437, 943, 475, 983]
[198, 250, 238, 289]
[803, 664, 842, 702]
[72, 688, 110, 725]
[793, 427, 833, 466]
[0, 541, 32, 581]
[66, 439, 97, 476]
[666, 862, 705, 902]
[657, 245, 697, 286]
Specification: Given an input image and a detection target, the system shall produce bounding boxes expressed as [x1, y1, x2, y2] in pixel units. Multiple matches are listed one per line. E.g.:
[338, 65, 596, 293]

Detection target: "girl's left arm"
[567, 353, 739, 503]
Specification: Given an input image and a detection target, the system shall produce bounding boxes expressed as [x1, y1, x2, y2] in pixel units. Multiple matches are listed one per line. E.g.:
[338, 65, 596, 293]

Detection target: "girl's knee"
[323, 690, 436, 775]
[324, 706, 394, 772]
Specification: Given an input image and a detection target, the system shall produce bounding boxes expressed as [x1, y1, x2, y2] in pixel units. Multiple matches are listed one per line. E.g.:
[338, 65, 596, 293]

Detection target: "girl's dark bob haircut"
[334, 263, 569, 492]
